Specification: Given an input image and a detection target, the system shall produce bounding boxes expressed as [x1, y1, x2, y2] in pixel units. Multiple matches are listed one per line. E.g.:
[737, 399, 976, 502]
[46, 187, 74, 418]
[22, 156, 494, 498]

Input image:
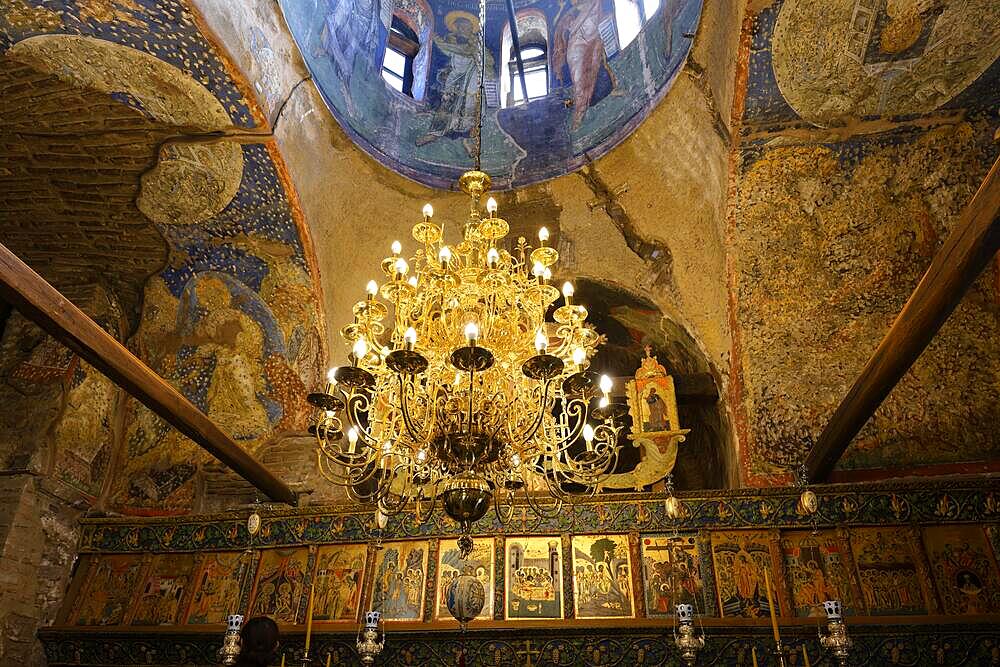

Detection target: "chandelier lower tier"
[307, 170, 627, 533]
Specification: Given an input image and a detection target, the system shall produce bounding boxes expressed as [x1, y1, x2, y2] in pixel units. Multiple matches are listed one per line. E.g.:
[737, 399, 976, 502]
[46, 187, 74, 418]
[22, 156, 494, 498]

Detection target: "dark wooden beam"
[807, 154, 1000, 481]
[0, 243, 297, 505]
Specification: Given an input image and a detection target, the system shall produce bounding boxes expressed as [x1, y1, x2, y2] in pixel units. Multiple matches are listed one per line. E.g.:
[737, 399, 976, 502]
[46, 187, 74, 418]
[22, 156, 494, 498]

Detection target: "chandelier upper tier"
[307, 170, 629, 530]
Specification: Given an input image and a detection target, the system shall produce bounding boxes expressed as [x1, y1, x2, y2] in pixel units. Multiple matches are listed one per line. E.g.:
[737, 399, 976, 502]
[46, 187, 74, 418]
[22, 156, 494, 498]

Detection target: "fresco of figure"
[416, 12, 494, 155]
[553, 0, 618, 130]
[316, 0, 382, 78]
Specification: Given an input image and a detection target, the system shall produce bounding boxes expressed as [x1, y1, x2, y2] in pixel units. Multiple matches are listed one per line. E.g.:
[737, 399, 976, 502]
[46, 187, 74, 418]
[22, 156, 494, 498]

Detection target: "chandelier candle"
[307, 169, 627, 536]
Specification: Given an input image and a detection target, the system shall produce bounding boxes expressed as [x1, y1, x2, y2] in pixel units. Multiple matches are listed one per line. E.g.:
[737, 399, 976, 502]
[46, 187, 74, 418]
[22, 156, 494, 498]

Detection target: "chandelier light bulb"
[582, 423, 595, 443]
[562, 281, 574, 301]
[439, 245, 452, 268]
[408, 275, 418, 288]
[326, 367, 338, 384]
[486, 197, 497, 215]
[534, 328, 548, 354]
[511, 453, 521, 468]
[487, 247, 499, 268]
[543, 267, 552, 281]
[391, 240, 402, 255]
[572, 347, 586, 366]
[422, 203, 433, 219]
[532, 261, 544, 278]
[403, 326, 417, 350]
[453, 370, 462, 387]
[394, 257, 409, 277]
[381, 345, 391, 357]
[416, 448, 427, 463]
[599, 373, 613, 395]
[366, 280, 378, 299]
[538, 226, 550, 243]
[599, 395, 610, 408]
[464, 321, 480, 345]
[353, 337, 369, 362]
[324, 409, 334, 418]
[347, 426, 358, 454]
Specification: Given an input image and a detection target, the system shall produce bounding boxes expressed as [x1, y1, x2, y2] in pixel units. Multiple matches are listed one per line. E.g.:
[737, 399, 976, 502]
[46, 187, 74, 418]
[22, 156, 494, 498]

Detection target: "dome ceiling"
[279, 0, 703, 188]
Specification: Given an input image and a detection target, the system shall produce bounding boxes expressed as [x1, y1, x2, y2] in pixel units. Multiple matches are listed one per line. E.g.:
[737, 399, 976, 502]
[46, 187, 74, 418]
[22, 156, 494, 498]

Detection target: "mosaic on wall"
[0, 0, 325, 513]
[279, 0, 703, 188]
[732, 0, 1000, 485]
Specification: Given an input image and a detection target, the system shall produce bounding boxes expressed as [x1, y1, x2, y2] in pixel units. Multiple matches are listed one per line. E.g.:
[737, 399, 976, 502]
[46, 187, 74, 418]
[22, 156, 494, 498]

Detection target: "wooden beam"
[807, 154, 1000, 481]
[0, 243, 297, 505]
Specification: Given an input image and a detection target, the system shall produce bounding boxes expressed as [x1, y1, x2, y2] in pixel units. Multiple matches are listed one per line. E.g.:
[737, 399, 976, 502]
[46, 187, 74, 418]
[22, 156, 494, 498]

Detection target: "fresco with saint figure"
[130, 554, 196, 626]
[710, 531, 777, 618]
[781, 530, 857, 617]
[185, 552, 250, 625]
[249, 548, 312, 623]
[372, 540, 429, 621]
[505, 536, 563, 619]
[313, 543, 368, 622]
[640, 534, 703, 617]
[436, 537, 494, 620]
[571, 534, 635, 619]
[279, 0, 704, 188]
[923, 525, 1000, 616]
[71, 555, 146, 626]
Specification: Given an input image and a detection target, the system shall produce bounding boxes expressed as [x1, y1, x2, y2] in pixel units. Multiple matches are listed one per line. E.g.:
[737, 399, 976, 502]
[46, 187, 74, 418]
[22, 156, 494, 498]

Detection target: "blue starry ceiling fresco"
[280, 0, 703, 189]
[0, 1, 325, 513]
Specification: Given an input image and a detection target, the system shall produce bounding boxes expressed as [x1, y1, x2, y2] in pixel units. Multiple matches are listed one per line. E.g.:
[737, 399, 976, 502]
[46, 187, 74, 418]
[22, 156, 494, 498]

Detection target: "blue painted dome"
[280, 0, 703, 189]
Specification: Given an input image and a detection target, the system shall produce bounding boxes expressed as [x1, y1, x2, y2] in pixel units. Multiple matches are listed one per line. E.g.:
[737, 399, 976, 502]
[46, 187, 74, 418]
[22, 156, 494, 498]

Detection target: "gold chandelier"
[306, 0, 627, 540]
[306, 170, 629, 532]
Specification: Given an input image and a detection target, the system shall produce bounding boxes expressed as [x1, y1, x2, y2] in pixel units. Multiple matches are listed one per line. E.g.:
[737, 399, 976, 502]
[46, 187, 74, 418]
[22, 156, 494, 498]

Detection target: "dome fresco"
[279, 0, 704, 188]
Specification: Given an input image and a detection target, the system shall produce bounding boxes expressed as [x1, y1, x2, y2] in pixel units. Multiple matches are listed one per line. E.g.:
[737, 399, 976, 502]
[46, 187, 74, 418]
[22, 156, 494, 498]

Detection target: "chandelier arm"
[521, 486, 564, 520]
[344, 391, 381, 448]
[511, 379, 553, 444]
[547, 396, 589, 454]
[493, 486, 516, 526]
[397, 374, 430, 442]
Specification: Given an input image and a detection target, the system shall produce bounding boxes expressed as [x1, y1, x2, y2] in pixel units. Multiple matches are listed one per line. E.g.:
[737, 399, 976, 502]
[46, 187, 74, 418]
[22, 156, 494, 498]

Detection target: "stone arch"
[568, 278, 733, 490]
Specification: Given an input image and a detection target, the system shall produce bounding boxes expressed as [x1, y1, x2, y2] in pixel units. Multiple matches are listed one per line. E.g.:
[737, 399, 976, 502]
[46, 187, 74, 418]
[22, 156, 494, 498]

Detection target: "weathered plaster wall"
[730, 0, 1000, 484]
[0, 290, 124, 665]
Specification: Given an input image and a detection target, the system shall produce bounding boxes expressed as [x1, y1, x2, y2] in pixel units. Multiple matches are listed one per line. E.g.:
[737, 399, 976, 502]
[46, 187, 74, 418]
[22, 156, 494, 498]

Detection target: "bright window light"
[614, 0, 642, 48]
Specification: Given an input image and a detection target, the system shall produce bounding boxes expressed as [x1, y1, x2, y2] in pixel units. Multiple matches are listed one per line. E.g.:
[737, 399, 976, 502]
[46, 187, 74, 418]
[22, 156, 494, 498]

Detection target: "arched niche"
[566, 279, 732, 490]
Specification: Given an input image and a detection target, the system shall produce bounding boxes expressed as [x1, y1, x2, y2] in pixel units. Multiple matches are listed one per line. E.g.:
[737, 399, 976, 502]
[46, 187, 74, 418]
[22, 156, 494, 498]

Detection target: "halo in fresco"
[771, 0, 1000, 126]
[279, 0, 704, 188]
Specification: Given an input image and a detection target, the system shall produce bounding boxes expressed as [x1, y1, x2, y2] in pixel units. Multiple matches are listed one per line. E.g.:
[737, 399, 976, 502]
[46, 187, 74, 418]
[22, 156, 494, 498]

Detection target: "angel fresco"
[553, 0, 618, 130]
[316, 0, 382, 78]
[416, 12, 494, 155]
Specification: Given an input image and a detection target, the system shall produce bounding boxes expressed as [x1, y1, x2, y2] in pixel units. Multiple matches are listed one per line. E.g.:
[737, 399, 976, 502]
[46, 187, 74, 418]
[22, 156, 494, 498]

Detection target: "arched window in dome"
[500, 12, 549, 108]
[613, 0, 660, 49]
[381, 15, 421, 96]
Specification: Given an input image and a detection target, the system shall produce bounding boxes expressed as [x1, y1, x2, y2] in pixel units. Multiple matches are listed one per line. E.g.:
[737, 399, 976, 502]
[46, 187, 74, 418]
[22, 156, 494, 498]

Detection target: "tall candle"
[751, 647, 759, 667]
[303, 580, 316, 653]
[279, 654, 285, 667]
[763, 569, 780, 643]
[801, 644, 812, 667]
[325, 654, 332, 667]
